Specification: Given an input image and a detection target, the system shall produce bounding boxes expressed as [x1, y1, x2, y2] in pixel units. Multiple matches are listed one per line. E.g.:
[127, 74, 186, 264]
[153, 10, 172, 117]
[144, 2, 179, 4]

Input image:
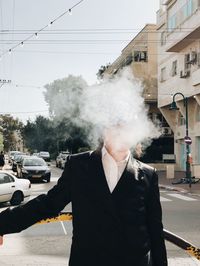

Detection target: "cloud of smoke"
[79, 68, 161, 151]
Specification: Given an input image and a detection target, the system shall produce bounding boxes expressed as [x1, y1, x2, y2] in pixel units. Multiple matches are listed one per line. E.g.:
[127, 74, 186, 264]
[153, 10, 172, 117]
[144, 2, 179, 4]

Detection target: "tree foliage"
[18, 75, 92, 156]
[0, 114, 23, 151]
[96, 63, 110, 79]
[44, 75, 87, 119]
[22, 116, 91, 157]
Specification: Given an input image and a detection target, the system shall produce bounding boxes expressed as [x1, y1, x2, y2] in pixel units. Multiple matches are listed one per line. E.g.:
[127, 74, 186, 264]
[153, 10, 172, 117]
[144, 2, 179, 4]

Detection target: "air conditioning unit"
[180, 70, 190, 78]
[161, 127, 172, 135]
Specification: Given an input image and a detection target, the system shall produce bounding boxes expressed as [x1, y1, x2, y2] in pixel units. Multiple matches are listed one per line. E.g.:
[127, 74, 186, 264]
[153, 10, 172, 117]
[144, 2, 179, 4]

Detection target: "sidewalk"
[0, 235, 200, 266]
[158, 170, 200, 195]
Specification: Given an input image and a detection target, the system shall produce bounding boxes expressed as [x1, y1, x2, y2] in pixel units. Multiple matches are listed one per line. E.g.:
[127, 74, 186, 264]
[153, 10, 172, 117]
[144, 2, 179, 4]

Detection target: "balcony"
[167, 24, 200, 52]
[166, 0, 200, 52]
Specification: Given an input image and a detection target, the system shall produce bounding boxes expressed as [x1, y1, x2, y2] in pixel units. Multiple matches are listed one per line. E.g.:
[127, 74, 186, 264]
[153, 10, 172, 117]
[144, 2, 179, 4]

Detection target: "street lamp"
[169, 92, 192, 188]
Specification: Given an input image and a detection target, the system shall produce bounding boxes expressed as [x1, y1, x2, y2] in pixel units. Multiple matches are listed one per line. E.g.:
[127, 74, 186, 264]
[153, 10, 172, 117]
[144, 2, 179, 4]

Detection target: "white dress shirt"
[101, 146, 130, 193]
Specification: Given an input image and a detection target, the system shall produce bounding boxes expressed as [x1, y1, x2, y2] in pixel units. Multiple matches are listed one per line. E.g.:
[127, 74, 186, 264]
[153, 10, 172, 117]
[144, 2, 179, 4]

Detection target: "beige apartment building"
[103, 24, 174, 163]
[157, 0, 200, 173]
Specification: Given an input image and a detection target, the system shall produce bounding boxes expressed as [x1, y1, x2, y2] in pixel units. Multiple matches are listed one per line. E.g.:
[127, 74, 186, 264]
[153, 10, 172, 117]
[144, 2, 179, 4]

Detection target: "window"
[161, 31, 166, 46]
[160, 67, 167, 82]
[179, 115, 186, 126]
[184, 53, 191, 70]
[196, 105, 200, 122]
[0, 173, 14, 184]
[168, 0, 196, 32]
[133, 51, 147, 62]
[168, 14, 177, 31]
[171, 60, 177, 76]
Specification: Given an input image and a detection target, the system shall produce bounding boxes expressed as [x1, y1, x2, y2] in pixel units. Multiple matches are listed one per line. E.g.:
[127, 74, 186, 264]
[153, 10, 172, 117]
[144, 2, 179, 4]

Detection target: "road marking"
[60, 221, 67, 235]
[167, 193, 198, 201]
[160, 196, 172, 202]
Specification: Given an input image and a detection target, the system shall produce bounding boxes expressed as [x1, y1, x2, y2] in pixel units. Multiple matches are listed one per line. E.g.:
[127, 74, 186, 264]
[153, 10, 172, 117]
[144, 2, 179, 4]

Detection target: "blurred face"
[103, 124, 133, 152]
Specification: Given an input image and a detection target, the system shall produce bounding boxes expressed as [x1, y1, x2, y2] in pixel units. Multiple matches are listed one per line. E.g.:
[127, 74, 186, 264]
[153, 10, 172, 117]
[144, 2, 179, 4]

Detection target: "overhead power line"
[0, 27, 199, 33]
[0, 110, 49, 114]
[0, 0, 85, 59]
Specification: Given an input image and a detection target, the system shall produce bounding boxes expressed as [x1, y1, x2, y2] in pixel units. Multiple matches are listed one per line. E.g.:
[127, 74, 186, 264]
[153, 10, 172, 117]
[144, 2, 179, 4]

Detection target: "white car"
[0, 171, 31, 205]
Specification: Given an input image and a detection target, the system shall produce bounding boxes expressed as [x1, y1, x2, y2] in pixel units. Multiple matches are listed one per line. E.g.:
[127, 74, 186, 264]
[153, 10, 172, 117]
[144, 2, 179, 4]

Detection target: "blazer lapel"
[88, 150, 144, 220]
[88, 150, 120, 220]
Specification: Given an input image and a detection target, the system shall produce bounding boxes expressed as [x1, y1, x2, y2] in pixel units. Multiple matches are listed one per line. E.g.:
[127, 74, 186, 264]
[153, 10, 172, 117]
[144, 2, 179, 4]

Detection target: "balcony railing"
[168, 0, 200, 32]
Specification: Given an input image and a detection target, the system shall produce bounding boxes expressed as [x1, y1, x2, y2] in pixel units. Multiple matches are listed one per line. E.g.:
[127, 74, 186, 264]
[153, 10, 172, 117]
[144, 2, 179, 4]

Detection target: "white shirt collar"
[102, 146, 130, 163]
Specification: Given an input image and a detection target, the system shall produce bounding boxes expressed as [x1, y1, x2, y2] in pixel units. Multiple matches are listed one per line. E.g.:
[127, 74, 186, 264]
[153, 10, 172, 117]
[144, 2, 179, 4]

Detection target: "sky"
[0, 0, 160, 123]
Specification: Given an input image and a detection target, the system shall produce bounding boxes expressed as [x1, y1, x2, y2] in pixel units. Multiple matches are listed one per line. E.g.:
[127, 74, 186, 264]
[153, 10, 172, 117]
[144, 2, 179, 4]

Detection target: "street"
[0, 164, 200, 265]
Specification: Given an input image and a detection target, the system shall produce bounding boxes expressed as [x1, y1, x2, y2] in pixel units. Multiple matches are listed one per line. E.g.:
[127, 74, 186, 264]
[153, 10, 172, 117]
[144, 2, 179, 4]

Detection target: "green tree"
[23, 75, 92, 156]
[0, 115, 23, 151]
[44, 75, 87, 119]
[96, 63, 110, 79]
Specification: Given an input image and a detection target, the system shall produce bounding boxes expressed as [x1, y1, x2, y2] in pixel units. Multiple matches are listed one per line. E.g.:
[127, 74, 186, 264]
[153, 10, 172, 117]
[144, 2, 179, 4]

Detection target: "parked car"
[32, 152, 39, 157]
[38, 151, 50, 162]
[17, 156, 51, 182]
[8, 151, 21, 164]
[0, 170, 31, 205]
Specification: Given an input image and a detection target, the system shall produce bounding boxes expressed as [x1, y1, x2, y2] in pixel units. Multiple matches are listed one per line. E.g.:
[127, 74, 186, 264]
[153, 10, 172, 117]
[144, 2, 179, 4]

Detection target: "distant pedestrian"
[0, 151, 5, 170]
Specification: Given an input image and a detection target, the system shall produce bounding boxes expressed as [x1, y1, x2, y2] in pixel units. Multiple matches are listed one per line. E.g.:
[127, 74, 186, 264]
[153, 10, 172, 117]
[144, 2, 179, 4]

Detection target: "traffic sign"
[184, 136, 192, 145]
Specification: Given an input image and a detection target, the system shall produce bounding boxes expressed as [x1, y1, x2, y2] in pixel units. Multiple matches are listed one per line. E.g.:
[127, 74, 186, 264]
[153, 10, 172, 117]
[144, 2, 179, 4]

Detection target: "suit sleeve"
[146, 169, 168, 266]
[0, 156, 72, 236]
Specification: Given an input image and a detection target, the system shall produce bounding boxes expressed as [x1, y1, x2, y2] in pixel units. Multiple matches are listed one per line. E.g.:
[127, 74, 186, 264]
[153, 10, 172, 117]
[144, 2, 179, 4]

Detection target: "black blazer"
[0, 150, 168, 266]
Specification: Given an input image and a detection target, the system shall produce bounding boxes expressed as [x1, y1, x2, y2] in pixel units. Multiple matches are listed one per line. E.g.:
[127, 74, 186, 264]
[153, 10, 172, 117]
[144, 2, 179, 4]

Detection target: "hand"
[0, 235, 3, 245]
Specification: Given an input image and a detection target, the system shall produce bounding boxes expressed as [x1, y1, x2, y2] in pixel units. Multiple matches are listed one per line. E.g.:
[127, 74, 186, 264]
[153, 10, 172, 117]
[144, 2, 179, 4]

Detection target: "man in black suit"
[0, 125, 168, 266]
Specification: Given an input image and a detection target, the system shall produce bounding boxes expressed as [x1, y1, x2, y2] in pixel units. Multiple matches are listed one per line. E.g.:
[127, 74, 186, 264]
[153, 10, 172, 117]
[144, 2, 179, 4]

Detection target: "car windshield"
[23, 158, 46, 166]
[14, 153, 26, 160]
[10, 151, 20, 156]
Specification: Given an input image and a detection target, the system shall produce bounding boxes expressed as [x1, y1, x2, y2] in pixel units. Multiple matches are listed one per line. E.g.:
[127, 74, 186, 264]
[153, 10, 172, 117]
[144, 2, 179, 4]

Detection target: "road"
[0, 164, 200, 265]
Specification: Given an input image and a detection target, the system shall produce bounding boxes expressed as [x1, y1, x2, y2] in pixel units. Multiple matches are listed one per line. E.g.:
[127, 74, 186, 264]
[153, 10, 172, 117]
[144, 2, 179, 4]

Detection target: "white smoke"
[79, 68, 161, 150]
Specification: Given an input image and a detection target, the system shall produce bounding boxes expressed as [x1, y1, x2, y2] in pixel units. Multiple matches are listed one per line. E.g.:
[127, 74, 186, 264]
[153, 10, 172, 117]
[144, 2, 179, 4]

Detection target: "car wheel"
[10, 191, 24, 206]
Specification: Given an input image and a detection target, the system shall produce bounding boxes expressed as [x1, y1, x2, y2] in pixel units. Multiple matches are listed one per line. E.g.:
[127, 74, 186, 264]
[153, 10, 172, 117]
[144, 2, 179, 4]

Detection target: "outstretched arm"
[0, 156, 72, 237]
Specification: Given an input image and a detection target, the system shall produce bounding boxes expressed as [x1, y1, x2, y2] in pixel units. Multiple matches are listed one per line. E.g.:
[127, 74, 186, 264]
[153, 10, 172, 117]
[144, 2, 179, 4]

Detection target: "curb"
[159, 184, 188, 193]
[159, 184, 200, 197]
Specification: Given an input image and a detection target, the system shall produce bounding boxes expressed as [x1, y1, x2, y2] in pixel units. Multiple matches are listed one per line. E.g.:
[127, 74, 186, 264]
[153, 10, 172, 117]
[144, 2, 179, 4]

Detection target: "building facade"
[103, 24, 174, 163]
[157, 0, 200, 173]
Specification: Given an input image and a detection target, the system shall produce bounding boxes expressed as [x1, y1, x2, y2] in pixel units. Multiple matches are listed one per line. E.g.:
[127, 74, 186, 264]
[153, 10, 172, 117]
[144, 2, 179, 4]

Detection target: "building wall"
[103, 24, 174, 163]
[157, 0, 200, 170]
[104, 24, 158, 101]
